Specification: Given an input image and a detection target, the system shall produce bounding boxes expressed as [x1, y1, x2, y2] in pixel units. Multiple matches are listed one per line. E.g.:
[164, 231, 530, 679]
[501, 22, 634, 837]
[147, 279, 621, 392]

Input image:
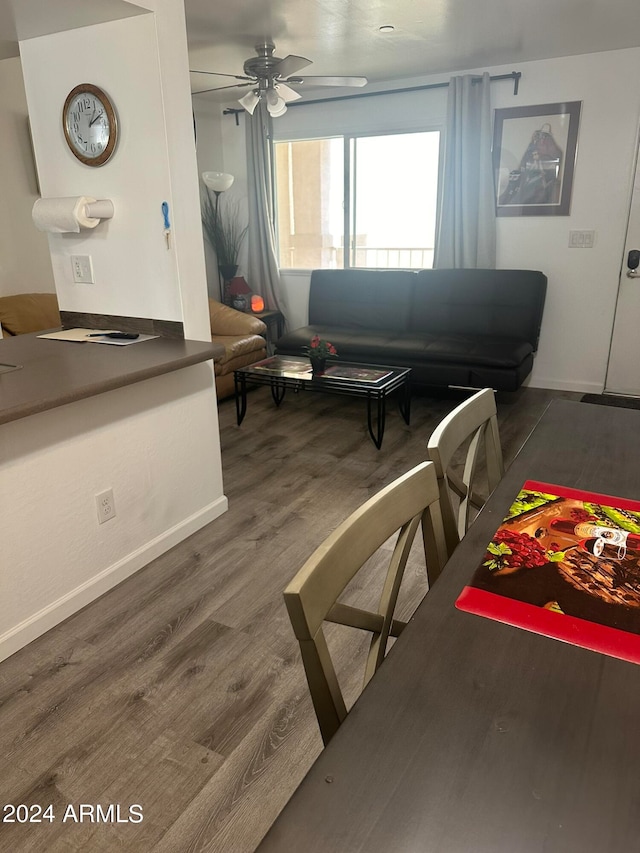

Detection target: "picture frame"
[493, 101, 581, 217]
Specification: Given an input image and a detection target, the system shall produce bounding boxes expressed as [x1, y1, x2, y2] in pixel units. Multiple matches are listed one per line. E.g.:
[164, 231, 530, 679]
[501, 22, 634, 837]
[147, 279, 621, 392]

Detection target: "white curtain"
[434, 73, 496, 269]
[245, 102, 289, 321]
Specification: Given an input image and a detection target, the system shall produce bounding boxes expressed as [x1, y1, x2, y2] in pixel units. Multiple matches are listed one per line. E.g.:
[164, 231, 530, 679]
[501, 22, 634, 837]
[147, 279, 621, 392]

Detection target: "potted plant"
[201, 187, 248, 302]
[303, 334, 338, 375]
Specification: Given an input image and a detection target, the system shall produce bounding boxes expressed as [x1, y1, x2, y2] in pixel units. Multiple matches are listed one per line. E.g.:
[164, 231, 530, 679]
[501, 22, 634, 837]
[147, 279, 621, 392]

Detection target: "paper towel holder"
[31, 196, 115, 234]
[84, 199, 114, 220]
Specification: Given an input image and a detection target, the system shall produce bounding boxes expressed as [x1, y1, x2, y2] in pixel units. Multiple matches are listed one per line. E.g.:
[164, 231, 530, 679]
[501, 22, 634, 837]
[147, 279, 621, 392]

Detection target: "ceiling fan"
[190, 42, 367, 117]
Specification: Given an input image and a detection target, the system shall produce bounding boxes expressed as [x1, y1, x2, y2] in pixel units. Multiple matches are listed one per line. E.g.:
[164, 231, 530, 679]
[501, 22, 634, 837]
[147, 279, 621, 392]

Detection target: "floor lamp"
[202, 171, 234, 301]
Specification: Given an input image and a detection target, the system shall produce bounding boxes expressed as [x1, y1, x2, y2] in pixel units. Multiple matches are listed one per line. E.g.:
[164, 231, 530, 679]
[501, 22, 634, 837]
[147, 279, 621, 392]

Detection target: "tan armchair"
[0, 293, 267, 402]
[0, 292, 61, 336]
[208, 299, 267, 400]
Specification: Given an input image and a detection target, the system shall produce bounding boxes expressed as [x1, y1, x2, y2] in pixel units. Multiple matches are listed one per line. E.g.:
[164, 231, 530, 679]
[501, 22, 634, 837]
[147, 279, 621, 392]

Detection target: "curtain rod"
[223, 70, 521, 121]
[287, 70, 521, 107]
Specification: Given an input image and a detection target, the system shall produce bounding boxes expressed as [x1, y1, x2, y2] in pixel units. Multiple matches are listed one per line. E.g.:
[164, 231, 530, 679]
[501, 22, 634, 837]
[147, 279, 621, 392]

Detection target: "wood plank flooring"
[0, 384, 580, 852]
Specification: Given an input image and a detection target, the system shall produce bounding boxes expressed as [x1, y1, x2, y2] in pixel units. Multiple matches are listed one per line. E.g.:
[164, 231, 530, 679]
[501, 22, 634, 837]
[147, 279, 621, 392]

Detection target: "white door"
[605, 145, 640, 395]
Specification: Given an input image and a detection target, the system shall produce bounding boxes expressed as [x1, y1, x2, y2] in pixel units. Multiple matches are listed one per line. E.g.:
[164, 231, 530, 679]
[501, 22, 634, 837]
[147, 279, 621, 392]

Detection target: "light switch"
[569, 230, 595, 248]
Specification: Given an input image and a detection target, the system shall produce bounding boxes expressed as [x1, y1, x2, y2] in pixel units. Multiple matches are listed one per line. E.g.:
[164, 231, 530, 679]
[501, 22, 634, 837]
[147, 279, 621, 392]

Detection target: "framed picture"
[493, 101, 581, 217]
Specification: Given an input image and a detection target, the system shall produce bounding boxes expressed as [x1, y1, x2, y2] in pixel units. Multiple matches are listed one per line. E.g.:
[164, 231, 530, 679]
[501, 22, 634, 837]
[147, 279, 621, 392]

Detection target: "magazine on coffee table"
[455, 480, 640, 664]
[245, 358, 394, 384]
[246, 356, 312, 377]
[322, 365, 393, 383]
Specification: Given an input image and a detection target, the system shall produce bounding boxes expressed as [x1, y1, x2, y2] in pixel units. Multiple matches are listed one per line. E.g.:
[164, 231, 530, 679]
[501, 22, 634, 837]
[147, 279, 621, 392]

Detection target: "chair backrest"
[426, 388, 504, 558]
[284, 461, 447, 745]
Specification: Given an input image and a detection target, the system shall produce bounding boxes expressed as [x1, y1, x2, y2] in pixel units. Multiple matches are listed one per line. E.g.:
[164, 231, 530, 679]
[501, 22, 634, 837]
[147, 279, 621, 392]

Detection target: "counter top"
[0, 332, 224, 425]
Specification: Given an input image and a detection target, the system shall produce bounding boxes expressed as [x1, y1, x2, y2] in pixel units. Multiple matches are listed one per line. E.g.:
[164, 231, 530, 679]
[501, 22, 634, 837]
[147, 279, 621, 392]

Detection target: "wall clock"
[62, 83, 118, 167]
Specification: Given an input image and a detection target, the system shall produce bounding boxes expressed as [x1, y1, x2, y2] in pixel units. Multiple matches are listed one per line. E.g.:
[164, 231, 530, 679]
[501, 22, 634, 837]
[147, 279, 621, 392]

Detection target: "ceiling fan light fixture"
[201, 42, 367, 112]
[239, 90, 260, 115]
[267, 99, 288, 117]
[266, 86, 282, 106]
[265, 85, 287, 116]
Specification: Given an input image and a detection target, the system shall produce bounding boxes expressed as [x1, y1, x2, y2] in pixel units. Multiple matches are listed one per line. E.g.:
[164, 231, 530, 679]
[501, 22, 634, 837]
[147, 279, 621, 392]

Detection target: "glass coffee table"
[234, 356, 411, 449]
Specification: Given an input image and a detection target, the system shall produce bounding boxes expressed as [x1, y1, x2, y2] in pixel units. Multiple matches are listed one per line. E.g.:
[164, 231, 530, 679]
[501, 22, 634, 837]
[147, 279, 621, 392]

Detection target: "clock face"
[63, 84, 117, 166]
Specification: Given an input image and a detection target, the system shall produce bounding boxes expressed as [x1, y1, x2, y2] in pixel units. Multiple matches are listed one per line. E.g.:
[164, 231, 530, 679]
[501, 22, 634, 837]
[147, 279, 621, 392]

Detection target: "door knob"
[627, 249, 640, 277]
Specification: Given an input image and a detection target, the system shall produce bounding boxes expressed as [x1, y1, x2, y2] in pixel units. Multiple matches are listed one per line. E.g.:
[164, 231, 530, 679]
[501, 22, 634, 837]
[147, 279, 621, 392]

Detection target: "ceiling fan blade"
[239, 90, 260, 115]
[190, 69, 254, 82]
[192, 82, 255, 95]
[276, 82, 302, 103]
[288, 75, 368, 87]
[272, 53, 312, 79]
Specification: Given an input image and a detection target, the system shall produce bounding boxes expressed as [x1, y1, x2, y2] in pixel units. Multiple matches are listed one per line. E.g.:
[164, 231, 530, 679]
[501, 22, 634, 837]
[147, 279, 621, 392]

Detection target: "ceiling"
[1, 0, 639, 98]
[186, 0, 640, 101]
[0, 0, 142, 60]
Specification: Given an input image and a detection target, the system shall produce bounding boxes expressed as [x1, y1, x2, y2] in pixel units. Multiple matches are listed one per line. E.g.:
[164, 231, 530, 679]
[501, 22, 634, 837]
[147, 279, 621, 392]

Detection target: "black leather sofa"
[275, 268, 547, 391]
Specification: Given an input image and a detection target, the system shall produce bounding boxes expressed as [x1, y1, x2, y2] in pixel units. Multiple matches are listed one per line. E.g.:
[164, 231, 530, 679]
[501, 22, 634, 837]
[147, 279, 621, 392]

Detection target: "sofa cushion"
[0, 292, 60, 335]
[393, 334, 532, 368]
[411, 269, 547, 349]
[276, 324, 531, 369]
[309, 269, 417, 331]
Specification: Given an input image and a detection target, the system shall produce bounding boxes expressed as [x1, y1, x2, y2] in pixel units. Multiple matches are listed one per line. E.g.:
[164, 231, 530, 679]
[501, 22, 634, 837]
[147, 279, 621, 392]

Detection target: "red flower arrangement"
[305, 334, 338, 360]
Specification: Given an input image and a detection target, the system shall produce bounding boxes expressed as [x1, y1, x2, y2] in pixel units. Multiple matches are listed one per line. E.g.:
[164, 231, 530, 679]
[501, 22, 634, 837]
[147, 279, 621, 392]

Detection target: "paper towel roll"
[32, 196, 100, 233]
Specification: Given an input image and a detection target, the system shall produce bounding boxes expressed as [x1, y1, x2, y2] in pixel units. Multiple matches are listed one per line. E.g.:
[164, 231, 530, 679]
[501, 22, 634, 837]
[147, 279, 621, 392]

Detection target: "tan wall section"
[0, 57, 54, 297]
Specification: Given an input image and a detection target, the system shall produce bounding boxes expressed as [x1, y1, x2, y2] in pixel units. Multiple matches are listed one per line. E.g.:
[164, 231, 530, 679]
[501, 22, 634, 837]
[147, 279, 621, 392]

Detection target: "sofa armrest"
[208, 299, 267, 336]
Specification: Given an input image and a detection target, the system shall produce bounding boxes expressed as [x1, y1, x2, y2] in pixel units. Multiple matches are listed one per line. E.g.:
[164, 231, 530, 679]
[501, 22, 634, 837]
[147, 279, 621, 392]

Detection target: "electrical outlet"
[95, 488, 116, 524]
[71, 255, 94, 283]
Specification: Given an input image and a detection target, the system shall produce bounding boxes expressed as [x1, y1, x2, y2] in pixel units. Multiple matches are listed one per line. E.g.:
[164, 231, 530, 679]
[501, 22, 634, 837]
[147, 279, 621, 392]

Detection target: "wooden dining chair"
[284, 461, 447, 746]
[426, 388, 504, 558]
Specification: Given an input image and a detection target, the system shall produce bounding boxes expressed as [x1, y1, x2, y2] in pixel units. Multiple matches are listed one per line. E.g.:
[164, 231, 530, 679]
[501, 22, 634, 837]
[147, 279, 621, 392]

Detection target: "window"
[275, 131, 441, 270]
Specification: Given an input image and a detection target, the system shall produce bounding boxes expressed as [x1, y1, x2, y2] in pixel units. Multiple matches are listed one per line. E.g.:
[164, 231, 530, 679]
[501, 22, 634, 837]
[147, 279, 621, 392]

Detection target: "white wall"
[20, 8, 211, 340]
[493, 50, 640, 393]
[0, 364, 227, 662]
[211, 47, 640, 394]
[20, 17, 180, 322]
[0, 0, 227, 662]
[0, 56, 54, 296]
[146, 0, 212, 340]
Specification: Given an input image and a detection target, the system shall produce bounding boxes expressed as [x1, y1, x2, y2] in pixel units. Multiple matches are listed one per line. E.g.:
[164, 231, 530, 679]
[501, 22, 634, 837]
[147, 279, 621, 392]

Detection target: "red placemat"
[456, 481, 640, 664]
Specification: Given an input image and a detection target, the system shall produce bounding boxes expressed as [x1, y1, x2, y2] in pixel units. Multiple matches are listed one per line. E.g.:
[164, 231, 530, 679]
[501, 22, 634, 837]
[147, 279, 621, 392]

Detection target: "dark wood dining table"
[257, 399, 640, 853]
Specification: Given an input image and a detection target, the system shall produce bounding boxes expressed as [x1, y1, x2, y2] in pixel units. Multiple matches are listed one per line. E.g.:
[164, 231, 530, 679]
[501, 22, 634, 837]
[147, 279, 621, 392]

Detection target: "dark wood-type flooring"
[0, 383, 580, 852]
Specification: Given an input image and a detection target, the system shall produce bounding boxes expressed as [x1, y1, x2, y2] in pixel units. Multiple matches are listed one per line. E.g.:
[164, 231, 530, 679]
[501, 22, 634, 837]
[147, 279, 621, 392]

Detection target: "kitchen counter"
[0, 329, 227, 663]
[0, 331, 224, 425]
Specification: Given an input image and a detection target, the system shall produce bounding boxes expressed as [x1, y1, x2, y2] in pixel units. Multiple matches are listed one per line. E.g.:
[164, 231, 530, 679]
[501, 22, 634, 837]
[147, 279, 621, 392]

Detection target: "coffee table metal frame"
[234, 358, 411, 449]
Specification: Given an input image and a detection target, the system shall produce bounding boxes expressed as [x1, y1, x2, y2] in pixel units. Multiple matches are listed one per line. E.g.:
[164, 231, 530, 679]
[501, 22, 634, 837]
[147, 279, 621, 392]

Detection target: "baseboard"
[527, 377, 604, 394]
[0, 495, 228, 664]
